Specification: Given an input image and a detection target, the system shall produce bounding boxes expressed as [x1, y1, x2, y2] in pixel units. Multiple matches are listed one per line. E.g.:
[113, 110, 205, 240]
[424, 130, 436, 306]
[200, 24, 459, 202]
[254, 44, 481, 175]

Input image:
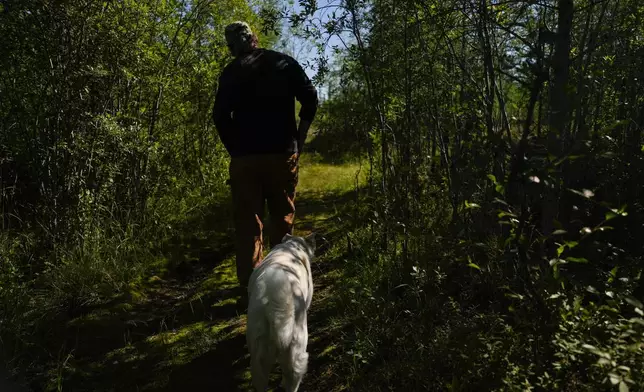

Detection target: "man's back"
[214, 21, 318, 314]
[213, 48, 318, 157]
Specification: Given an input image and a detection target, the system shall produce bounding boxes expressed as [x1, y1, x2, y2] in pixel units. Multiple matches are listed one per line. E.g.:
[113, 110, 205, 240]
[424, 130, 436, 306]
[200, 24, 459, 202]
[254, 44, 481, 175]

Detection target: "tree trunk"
[541, 0, 574, 245]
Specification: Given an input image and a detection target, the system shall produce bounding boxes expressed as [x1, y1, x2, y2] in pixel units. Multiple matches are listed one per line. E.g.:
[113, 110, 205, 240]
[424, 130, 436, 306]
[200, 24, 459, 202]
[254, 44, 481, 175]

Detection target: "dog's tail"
[267, 292, 296, 352]
[292, 351, 309, 375]
[267, 285, 310, 385]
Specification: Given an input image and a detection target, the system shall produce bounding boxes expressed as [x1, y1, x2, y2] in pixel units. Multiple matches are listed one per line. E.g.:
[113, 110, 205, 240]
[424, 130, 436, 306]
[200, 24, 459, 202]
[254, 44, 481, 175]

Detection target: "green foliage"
[2, 0, 644, 390]
[0, 0, 271, 385]
[290, 0, 644, 390]
[541, 296, 644, 391]
[306, 87, 372, 162]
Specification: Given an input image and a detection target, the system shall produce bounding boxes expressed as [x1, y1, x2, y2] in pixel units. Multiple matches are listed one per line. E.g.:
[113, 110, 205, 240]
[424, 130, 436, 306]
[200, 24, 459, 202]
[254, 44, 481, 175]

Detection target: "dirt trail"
[50, 157, 359, 391]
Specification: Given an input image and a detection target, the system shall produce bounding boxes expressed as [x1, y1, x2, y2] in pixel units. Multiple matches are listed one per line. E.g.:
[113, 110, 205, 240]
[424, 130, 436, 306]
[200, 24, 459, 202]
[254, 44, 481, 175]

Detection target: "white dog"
[246, 233, 315, 392]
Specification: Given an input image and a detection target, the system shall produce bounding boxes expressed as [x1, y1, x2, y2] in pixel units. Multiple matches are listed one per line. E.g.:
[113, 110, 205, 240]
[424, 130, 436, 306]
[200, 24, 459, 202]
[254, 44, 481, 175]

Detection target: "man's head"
[225, 21, 258, 57]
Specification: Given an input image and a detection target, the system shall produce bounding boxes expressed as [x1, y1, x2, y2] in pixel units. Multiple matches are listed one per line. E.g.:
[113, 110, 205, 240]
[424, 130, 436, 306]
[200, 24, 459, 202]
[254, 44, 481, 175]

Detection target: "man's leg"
[229, 156, 265, 288]
[265, 153, 298, 248]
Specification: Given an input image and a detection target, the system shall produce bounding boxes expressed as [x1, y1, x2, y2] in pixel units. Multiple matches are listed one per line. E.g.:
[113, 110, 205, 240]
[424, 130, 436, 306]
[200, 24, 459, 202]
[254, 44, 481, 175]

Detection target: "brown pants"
[229, 153, 299, 287]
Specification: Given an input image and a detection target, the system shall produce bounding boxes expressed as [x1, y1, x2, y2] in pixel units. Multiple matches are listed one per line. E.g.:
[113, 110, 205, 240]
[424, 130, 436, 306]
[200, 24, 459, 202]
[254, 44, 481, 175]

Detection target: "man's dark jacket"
[213, 48, 318, 157]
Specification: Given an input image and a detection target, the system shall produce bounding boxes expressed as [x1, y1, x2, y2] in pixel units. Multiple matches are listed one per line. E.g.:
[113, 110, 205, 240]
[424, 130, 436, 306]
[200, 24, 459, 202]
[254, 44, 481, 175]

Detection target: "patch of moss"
[212, 297, 236, 308]
[198, 256, 237, 289]
[320, 344, 339, 358]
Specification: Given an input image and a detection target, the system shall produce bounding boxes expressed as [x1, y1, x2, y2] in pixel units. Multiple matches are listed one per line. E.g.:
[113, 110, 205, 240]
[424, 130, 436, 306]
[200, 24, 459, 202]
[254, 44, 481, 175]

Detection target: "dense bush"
[290, 0, 644, 390]
[0, 0, 272, 382]
[2, 0, 643, 390]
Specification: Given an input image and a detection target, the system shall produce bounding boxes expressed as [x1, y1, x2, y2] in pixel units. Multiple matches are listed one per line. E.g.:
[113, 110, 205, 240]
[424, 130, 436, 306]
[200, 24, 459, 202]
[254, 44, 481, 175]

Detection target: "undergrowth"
[0, 171, 232, 387]
[329, 207, 644, 392]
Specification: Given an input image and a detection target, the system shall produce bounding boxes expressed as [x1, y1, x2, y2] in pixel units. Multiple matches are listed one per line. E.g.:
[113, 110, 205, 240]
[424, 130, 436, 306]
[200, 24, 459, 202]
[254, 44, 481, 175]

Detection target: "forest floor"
[46, 152, 365, 392]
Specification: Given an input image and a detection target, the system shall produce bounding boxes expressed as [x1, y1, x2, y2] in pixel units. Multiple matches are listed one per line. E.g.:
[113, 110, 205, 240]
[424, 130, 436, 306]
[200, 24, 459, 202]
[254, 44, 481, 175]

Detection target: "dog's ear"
[281, 233, 293, 243]
[303, 232, 316, 251]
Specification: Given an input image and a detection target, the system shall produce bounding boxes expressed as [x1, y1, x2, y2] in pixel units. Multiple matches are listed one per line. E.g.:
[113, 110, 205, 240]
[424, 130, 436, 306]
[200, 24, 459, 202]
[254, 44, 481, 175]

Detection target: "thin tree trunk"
[542, 0, 574, 243]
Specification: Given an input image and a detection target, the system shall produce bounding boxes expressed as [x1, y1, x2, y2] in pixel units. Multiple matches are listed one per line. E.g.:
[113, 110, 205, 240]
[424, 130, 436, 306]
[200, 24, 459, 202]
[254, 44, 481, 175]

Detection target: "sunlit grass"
[298, 152, 367, 195]
[189, 255, 237, 302]
[41, 144, 361, 392]
[320, 344, 338, 358]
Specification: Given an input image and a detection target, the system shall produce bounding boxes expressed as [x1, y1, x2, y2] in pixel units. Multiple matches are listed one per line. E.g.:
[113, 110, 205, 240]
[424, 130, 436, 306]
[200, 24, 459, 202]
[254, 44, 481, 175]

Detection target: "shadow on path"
[33, 184, 360, 392]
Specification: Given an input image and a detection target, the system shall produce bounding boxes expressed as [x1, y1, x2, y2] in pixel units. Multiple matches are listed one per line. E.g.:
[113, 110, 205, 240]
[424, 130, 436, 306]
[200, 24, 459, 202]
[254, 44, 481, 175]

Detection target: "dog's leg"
[250, 346, 268, 391]
[278, 349, 294, 391]
[249, 334, 275, 392]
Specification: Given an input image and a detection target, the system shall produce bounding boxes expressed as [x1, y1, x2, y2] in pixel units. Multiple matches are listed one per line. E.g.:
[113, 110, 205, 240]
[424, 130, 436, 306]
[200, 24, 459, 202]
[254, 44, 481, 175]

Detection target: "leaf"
[619, 381, 629, 392]
[606, 205, 628, 217]
[554, 219, 564, 230]
[608, 266, 619, 283]
[557, 245, 565, 257]
[566, 257, 589, 263]
[549, 258, 565, 266]
[465, 201, 481, 209]
[629, 318, 644, 326]
[568, 188, 595, 199]
[467, 263, 481, 271]
[624, 296, 644, 309]
[498, 211, 517, 218]
[609, 372, 621, 385]
[601, 151, 616, 159]
[582, 344, 611, 359]
[597, 357, 612, 366]
[485, 173, 505, 194]
[553, 229, 567, 235]
[553, 264, 560, 279]
[606, 211, 618, 221]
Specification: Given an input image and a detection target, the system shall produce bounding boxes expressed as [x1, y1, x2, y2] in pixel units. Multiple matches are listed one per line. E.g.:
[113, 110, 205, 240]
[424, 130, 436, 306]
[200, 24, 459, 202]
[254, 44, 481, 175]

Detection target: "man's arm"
[212, 71, 235, 154]
[297, 119, 312, 156]
[289, 59, 318, 155]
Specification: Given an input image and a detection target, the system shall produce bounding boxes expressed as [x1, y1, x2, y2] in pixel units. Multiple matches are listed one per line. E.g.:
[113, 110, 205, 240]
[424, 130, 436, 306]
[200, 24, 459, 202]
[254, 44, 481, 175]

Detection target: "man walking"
[213, 22, 318, 294]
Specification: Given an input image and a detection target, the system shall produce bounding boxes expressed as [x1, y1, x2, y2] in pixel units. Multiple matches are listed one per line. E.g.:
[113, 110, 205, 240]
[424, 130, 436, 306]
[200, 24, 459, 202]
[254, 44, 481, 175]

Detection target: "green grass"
[298, 152, 367, 195]
[27, 141, 366, 392]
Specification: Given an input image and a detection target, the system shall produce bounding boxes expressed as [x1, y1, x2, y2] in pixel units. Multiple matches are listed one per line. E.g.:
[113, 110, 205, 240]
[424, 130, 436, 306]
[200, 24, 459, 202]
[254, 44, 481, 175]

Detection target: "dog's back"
[246, 234, 315, 392]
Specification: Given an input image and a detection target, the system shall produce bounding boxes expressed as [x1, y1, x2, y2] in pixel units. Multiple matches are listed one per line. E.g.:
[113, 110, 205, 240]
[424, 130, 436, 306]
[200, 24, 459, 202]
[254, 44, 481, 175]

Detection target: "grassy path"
[50, 154, 363, 391]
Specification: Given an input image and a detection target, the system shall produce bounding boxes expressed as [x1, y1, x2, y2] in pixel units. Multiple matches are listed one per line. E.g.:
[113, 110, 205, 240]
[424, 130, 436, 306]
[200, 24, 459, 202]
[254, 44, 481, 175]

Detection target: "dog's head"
[281, 232, 316, 260]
